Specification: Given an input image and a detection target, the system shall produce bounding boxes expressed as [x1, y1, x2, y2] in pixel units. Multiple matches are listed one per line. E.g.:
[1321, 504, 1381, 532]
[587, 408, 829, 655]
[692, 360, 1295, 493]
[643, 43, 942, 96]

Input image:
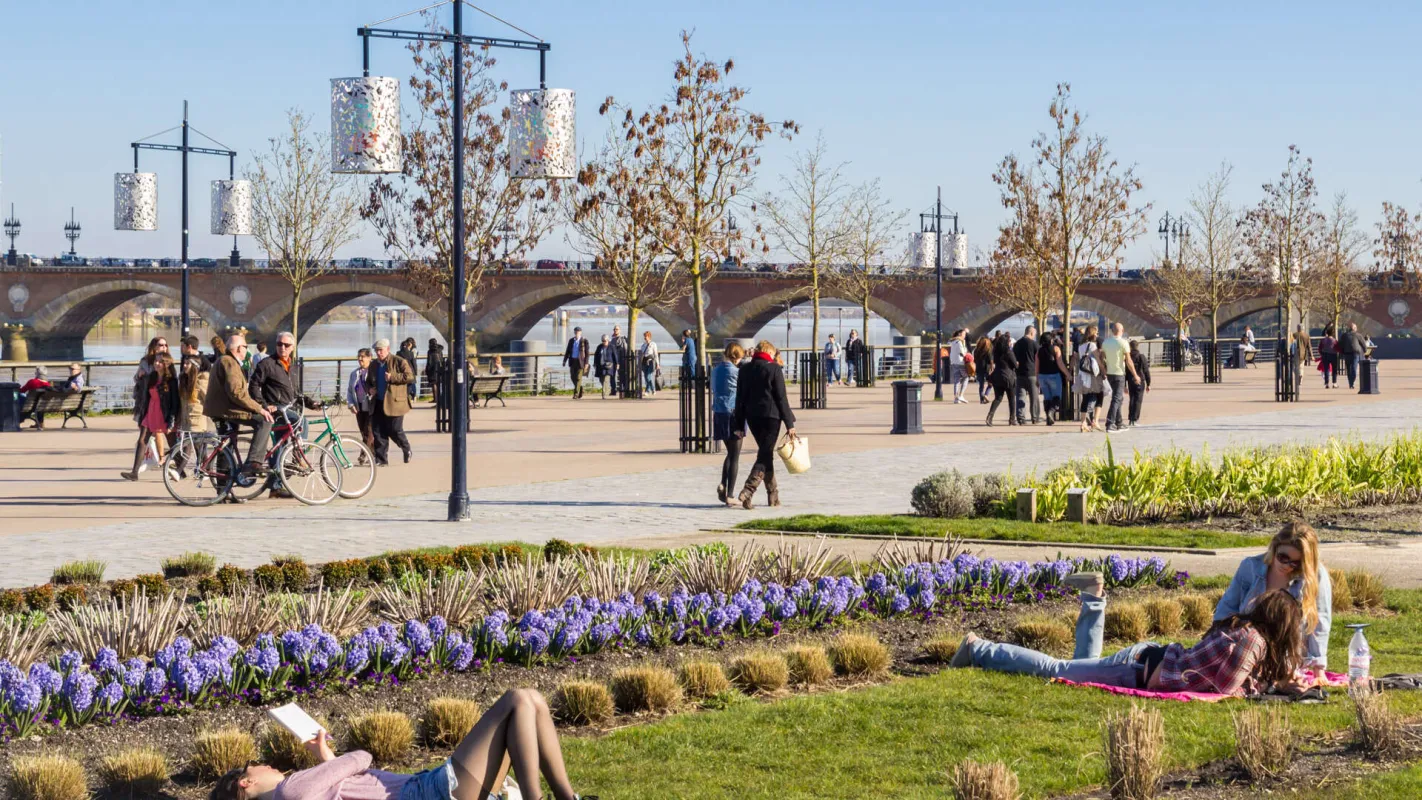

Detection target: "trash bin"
[891, 379, 923, 435]
[1359, 358, 1380, 395]
[0, 383, 20, 433]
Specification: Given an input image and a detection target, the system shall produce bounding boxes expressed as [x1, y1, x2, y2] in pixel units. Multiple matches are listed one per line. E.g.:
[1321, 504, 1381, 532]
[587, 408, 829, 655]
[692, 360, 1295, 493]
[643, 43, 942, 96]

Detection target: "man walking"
[594, 334, 613, 398]
[563, 326, 590, 399]
[1127, 339, 1151, 427]
[1101, 322, 1138, 432]
[680, 329, 698, 382]
[367, 338, 414, 465]
[843, 330, 865, 386]
[823, 333, 843, 385]
[203, 334, 275, 478]
[609, 325, 629, 396]
[1013, 326, 1041, 423]
[1339, 322, 1364, 389]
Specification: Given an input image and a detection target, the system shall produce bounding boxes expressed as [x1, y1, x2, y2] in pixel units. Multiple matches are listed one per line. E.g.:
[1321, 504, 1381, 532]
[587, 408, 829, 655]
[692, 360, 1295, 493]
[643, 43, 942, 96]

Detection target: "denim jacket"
[711, 361, 739, 414]
[1214, 553, 1332, 667]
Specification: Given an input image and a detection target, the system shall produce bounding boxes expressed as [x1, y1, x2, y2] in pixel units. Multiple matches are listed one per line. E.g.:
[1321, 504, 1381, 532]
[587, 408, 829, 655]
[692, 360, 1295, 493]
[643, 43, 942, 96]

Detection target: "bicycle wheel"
[227, 428, 271, 503]
[278, 441, 344, 506]
[331, 435, 377, 499]
[163, 434, 235, 507]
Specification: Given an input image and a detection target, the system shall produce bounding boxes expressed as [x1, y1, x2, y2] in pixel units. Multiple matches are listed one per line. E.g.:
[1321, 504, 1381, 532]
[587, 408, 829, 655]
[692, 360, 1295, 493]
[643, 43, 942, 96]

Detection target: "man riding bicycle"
[249, 331, 310, 439]
[203, 334, 275, 478]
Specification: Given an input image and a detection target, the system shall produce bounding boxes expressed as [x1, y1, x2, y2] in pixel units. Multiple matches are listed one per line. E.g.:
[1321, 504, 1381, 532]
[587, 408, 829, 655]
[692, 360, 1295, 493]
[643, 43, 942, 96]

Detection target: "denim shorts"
[399, 760, 499, 800]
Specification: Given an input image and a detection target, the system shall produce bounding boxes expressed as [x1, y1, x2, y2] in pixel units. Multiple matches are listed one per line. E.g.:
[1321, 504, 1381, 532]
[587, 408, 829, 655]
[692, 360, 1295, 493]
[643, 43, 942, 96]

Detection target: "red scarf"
[754, 352, 776, 362]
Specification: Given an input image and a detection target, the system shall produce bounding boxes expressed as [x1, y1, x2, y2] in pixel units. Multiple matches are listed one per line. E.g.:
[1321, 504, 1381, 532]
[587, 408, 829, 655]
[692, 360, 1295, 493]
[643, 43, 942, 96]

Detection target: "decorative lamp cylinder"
[330, 77, 402, 174]
[114, 172, 158, 231]
[948, 233, 969, 271]
[911, 231, 937, 269]
[210, 179, 253, 235]
[508, 88, 576, 179]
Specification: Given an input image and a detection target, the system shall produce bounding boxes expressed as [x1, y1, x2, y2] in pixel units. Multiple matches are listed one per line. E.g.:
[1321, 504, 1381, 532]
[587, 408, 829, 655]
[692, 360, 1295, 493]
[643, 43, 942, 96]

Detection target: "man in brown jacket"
[203, 334, 275, 474]
[366, 338, 414, 465]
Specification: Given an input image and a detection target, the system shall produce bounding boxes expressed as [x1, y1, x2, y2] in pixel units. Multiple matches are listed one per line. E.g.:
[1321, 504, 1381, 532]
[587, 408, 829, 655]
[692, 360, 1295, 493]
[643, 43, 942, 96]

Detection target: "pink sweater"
[274, 752, 411, 800]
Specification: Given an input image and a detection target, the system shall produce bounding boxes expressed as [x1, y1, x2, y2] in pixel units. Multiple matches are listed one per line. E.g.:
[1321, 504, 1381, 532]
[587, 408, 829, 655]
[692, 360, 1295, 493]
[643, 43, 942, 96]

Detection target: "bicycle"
[307, 403, 376, 499]
[162, 398, 344, 506]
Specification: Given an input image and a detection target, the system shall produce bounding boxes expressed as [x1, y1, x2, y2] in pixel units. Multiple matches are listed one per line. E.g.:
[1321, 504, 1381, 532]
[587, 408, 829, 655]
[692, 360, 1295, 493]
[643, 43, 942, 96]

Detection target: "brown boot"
[765, 473, 781, 507]
[738, 466, 765, 510]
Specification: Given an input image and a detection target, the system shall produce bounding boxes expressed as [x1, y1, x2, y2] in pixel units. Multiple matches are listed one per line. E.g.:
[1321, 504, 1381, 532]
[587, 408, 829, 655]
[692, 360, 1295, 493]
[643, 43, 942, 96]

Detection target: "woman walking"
[1319, 325, 1339, 388]
[733, 341, 796, 509]
[593, 334, 612, 398]
[122, 351, 179, 480]
[1073, 325, 1105, 432]
[986, 331, 1018, 426]
[1037, 331, 1068, 426]
[972, 335, 994, 404]
[712, 341, 746, 506]
[423, 339, 446, 411]
[638, 330, 660, 397]
[1126, 339, 1151, 427]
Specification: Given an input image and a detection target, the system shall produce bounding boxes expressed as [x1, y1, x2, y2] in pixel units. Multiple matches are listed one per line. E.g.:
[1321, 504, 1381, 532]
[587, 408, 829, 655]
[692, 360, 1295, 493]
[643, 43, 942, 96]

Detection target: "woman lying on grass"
[952, 573, 1304, 697]
[212, 689, 595, 800]
[1215, 521, 1332, 670]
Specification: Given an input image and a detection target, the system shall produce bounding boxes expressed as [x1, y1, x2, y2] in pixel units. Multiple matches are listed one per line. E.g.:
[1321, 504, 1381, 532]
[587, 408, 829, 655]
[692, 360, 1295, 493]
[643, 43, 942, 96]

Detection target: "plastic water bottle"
[1346, 623, 1371, 690]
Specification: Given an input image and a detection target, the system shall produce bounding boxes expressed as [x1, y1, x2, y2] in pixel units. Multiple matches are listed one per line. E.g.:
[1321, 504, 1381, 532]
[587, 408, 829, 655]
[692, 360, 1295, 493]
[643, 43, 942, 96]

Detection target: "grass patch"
[734, 515, 1271, 550]
[1290, 762, 1422, 800]
[560, 591, 1422, 799]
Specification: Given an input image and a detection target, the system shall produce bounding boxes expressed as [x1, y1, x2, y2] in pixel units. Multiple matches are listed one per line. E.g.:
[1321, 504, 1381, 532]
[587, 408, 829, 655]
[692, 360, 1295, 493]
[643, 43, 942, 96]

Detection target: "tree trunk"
[861, 285, 871, 346]
[627, 305, 640, 349]
[291, 286, 302, 357]
[690, 247, 709, 375]
[811, 269, 821, 355]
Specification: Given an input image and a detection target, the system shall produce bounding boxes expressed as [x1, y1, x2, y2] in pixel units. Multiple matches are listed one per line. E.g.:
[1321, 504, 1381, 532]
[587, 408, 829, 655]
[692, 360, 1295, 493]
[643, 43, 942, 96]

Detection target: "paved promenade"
[1, 364, 1418, 587]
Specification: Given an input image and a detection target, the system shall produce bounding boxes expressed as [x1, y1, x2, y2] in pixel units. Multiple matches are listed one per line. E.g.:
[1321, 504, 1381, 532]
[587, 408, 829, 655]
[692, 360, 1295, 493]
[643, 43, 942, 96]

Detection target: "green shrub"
[366, 557, 392, 583]
[320, 559, 366, 587]
[107, 579, 136, 601]
[6, 754, 88, 800]
[949, 759, 1020, 800]
[497, 544, 527, 564]
[54, 584, 86, 612]
[196, 576, 223, 598]
[610, 666, 682, 713]
[923, 637, 961, 664]
[452, 545, 492, 570]
[578, 543, 599, 557]
[728, 653, 789, 694]
[0, 589, 24, 614]
[1011, 617, 1073, 654]
[966, 473, 1009, 517]
[160, 551, 216, 579]
[544, 538, 577, 561]
[911, 470, 974, 518]
[270, 553, 304, 566]
[1104, 603, 1150, 642]
[678, 661, 732, 699]
[829, 634, 892, 678]
[1331, 568, 1353, 612]
[192, 727, 258, 779]
[133, 573, 168, 596]
[23, 584, 55, 612]
[98, 747, 169, 795]
[784, 645, 834, 686]
[51, 559, 106, 586]
[346, 711, 415, 765]
[281, 560, 309, 592]
[411, 552, 453, 575]
[1177, 595, 1214, 631]
[253, 563, 284, 591]
[215, 563, 248, 594]
[554, 680, 615, 725]
[1143, 598, 1184, 637]
[420, 697, 481, 748]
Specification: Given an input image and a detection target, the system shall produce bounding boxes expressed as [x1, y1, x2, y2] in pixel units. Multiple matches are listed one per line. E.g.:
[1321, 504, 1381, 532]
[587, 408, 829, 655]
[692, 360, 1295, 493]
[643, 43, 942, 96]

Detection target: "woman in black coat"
[732, 340, 797, 509]
[987, 331, 1019, 426]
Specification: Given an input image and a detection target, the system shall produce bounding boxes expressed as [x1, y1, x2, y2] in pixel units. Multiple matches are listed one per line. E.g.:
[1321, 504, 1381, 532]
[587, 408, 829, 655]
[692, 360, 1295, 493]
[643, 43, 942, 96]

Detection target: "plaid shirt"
[1158, 626, 1265, 696]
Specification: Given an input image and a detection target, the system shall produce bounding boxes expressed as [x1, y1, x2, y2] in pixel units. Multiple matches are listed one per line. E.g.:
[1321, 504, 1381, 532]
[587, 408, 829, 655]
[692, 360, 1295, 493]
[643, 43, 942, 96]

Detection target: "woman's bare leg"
[449, 690, 577, 800]
[449, 692, 516, 800]
[524, 690, 577, 800]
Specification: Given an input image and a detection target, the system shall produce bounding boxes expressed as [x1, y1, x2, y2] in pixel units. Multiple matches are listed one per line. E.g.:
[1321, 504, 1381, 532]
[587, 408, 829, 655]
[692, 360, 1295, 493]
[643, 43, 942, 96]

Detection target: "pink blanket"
[1052, 670, 1349, 703]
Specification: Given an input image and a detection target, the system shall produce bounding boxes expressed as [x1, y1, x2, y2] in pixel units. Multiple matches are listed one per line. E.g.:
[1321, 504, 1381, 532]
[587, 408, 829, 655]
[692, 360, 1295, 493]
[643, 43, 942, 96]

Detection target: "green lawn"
[733, 514, 1273, 550]
[1293, 762, 1422, 800]
[561, 591, 1422, 799]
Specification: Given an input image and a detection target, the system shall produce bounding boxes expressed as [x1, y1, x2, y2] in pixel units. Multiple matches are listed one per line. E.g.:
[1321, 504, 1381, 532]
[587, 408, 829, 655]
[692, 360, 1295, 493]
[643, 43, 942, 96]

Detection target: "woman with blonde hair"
[732, 340, 796, 508]
[1215, 521, 1332, 671]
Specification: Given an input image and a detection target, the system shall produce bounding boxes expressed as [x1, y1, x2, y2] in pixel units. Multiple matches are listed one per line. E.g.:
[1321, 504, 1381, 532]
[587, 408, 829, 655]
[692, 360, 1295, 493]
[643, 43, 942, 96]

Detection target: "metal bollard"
[1066, 488, 1089, 524]
[1016, 488, 1037, 522]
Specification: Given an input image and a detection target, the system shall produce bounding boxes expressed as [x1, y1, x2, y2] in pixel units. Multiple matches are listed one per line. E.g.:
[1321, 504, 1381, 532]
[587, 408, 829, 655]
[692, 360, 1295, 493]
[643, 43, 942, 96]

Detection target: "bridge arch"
[714, 286, 920, 342]
[947, 292, 1165, 340]
[30, 279, 231, 337]
[1202, 296, 1391, 336]
[471, 284, 692, 349]
[248, 281, 443, 345]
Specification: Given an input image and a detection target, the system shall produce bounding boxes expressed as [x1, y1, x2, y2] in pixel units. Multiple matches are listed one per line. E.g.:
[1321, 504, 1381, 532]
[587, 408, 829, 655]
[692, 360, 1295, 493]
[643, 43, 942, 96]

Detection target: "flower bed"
[0, 553, 1179, 741]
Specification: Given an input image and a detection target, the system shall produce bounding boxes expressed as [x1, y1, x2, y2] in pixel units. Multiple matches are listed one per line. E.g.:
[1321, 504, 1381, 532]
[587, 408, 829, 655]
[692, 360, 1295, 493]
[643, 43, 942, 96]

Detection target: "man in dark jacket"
[397, 338, 420, 401]
[1338, 322, 1364, 389]
[204, 334, 275, 475]
[1127, 339, 1152, 427]
[609, 325, 630, 396]
[248, 331, 306, 438]
[1012, 326, 1041, 424]
[563, 326, 590, 399]
[732, 343, 797, 509]
[843, 330, 866, 386]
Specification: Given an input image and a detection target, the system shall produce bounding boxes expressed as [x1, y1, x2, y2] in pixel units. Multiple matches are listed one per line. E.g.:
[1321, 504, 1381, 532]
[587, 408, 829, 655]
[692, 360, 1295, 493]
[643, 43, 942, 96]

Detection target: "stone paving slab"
[2, 397, 1416, 588]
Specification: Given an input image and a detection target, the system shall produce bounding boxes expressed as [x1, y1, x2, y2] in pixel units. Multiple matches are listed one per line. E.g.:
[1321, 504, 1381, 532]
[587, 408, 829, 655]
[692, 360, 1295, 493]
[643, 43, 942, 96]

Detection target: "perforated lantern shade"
[210, 179, 253, 236]
[114, 172, 158, 231]
[331, 76, 402, 174]
[508, 88, 576, 179]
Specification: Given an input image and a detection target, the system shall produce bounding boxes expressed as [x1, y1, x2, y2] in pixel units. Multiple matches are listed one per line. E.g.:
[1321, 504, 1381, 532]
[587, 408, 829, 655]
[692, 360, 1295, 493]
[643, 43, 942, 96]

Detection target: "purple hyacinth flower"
[28, 663, 62, 694]
[428, 616, 448, 639]
[141, 667, 167, 697]
[7, 680, 43, 714]
[98, 680, 125, 709]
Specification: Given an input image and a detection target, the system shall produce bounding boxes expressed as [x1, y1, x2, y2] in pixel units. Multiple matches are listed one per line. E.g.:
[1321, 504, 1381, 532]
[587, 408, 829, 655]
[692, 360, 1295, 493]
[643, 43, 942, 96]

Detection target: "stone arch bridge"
[1, 265, 1417, 360]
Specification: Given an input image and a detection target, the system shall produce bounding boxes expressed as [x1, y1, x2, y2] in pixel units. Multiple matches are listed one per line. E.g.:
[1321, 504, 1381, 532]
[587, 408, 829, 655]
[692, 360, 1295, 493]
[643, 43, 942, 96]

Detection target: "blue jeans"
[643, 365, 657, 395]
[826, 358, 841, 383]
[1345, 354, 1359, 388]
[968, 594, 1153, 687]
[1039, 373, 1062, 410]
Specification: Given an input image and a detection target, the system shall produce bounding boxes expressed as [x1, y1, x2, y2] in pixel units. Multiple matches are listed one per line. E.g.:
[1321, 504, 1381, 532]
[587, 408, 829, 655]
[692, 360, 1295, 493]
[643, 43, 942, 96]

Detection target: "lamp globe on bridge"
[330, 76, 403, 174]
[114, 172, 158, 231]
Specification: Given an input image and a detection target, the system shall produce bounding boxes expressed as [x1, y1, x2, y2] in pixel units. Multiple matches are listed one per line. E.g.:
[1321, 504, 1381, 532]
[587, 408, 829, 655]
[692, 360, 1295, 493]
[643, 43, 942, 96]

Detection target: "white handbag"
[775, 433, 811, 474]
[139, 437, 162, 473]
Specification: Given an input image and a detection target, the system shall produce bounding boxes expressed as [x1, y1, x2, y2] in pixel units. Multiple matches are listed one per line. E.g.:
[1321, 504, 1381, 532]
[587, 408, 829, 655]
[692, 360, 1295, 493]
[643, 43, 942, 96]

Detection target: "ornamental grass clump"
[1352, 683, 1405, 757]
[948, 759, 1021, 800]
[6, 754, 89, 800]
[1177, 595, 1213, 631]
[1233, 706, 1294, 782]
[829, 633, 891, 678]
[678, 660, 731, 699]
[610, 666, 682, 713]
[1011, 616, 1073, 655]
[192, 728, 258, 780]
[784, 645, 834, 686]
[51, 559, 106, 586]
[259, 720, 325, 771]
[922, 637, 961, 664]
[421, 698, 481, 748]
[554, 680, 615, 725]
[161, 551, 217, 579]
[1346, 571, 1385, 611]
[728, 652, 789, 695]
[1105, 704, 1165, 800]
[98, 747, 170, 795]
[1330, 569, 1353, 612]
[1104, 603, 1150, 643]
[1143, 598, 1184, 637]
[346, 711, 416, 765]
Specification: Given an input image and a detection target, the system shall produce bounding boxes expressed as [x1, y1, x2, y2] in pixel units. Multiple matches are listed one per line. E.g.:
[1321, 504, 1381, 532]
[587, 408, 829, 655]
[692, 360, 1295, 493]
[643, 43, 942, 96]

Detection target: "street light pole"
[919, 187, 958, 401]
[448, 0, 469, 521]
[63, 207, 81, 256]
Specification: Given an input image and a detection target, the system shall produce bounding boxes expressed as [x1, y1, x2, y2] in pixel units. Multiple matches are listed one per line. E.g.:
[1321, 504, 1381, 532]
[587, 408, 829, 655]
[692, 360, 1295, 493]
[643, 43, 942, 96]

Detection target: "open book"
[267, 703, 324, 744]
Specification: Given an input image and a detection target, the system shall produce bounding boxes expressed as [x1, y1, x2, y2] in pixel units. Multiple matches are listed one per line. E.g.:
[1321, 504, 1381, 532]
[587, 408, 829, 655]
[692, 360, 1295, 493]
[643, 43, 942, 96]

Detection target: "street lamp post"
[1157, 211, 1188, 263]
[919, 187, 958, 401]
[63, 207, 81, 256]
[3, 204, 18, 266]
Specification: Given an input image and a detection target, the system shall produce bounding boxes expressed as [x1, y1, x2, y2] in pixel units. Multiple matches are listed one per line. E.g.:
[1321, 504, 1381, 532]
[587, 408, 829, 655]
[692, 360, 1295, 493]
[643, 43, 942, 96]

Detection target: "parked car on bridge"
[133, 258, 158, 267]
[58, 254, 87, 266]
[21, 254, 45, 266]
[190, 258, 219, 268]
[99, 257, 131, 267]
[348, 256, 379, 269]
[535, 259, 567, 270]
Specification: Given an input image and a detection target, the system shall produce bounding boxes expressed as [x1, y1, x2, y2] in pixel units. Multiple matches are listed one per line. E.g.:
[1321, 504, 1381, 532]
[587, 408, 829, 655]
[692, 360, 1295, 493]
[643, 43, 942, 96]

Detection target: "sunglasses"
[1274, 552, 1301, 569]
[277, 342, 294, 348]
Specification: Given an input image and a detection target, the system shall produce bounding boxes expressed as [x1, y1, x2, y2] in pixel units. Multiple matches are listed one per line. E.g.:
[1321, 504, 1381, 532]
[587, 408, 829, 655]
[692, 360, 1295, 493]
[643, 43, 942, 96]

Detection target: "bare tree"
[1144, 257, 1203, 341]
[1374, 201, 1420, 288]
[1242, 145, 1323, 340]
[829, 180, 906, 345]
[609, 32, 795, 373]
[982, 226, 1054, 334]
[1304, 193, 1371, 334]
[564, 120, 686, 346]
[248, 109, 363, 353]
[760, 133, 853, 349]
[1181, 163, 1247, 354]
[994, 84, 1148, 351]
[362, 13, 559, 342]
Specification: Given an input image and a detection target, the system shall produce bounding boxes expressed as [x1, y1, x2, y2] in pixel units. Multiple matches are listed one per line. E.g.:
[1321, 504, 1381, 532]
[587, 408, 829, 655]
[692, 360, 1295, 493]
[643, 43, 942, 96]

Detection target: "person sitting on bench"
[18, 367, 53, 428]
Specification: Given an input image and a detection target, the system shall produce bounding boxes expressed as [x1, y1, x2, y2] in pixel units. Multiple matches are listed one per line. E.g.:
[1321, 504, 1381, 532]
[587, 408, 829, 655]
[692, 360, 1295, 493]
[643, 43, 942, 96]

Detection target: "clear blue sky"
[2, 0, 1419, 264]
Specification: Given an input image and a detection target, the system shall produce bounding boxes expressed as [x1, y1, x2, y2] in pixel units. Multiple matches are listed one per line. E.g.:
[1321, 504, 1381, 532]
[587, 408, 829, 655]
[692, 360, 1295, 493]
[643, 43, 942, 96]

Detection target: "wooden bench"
[19, 388, 97, 429]
[1243, 349, 1258, 367]
[469, 375, 510, 407]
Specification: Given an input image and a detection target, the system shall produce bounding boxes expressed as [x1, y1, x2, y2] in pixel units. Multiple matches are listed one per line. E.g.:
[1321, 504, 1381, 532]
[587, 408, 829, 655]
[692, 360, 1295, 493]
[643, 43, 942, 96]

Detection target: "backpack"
[1077, 343, 1099, 382]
